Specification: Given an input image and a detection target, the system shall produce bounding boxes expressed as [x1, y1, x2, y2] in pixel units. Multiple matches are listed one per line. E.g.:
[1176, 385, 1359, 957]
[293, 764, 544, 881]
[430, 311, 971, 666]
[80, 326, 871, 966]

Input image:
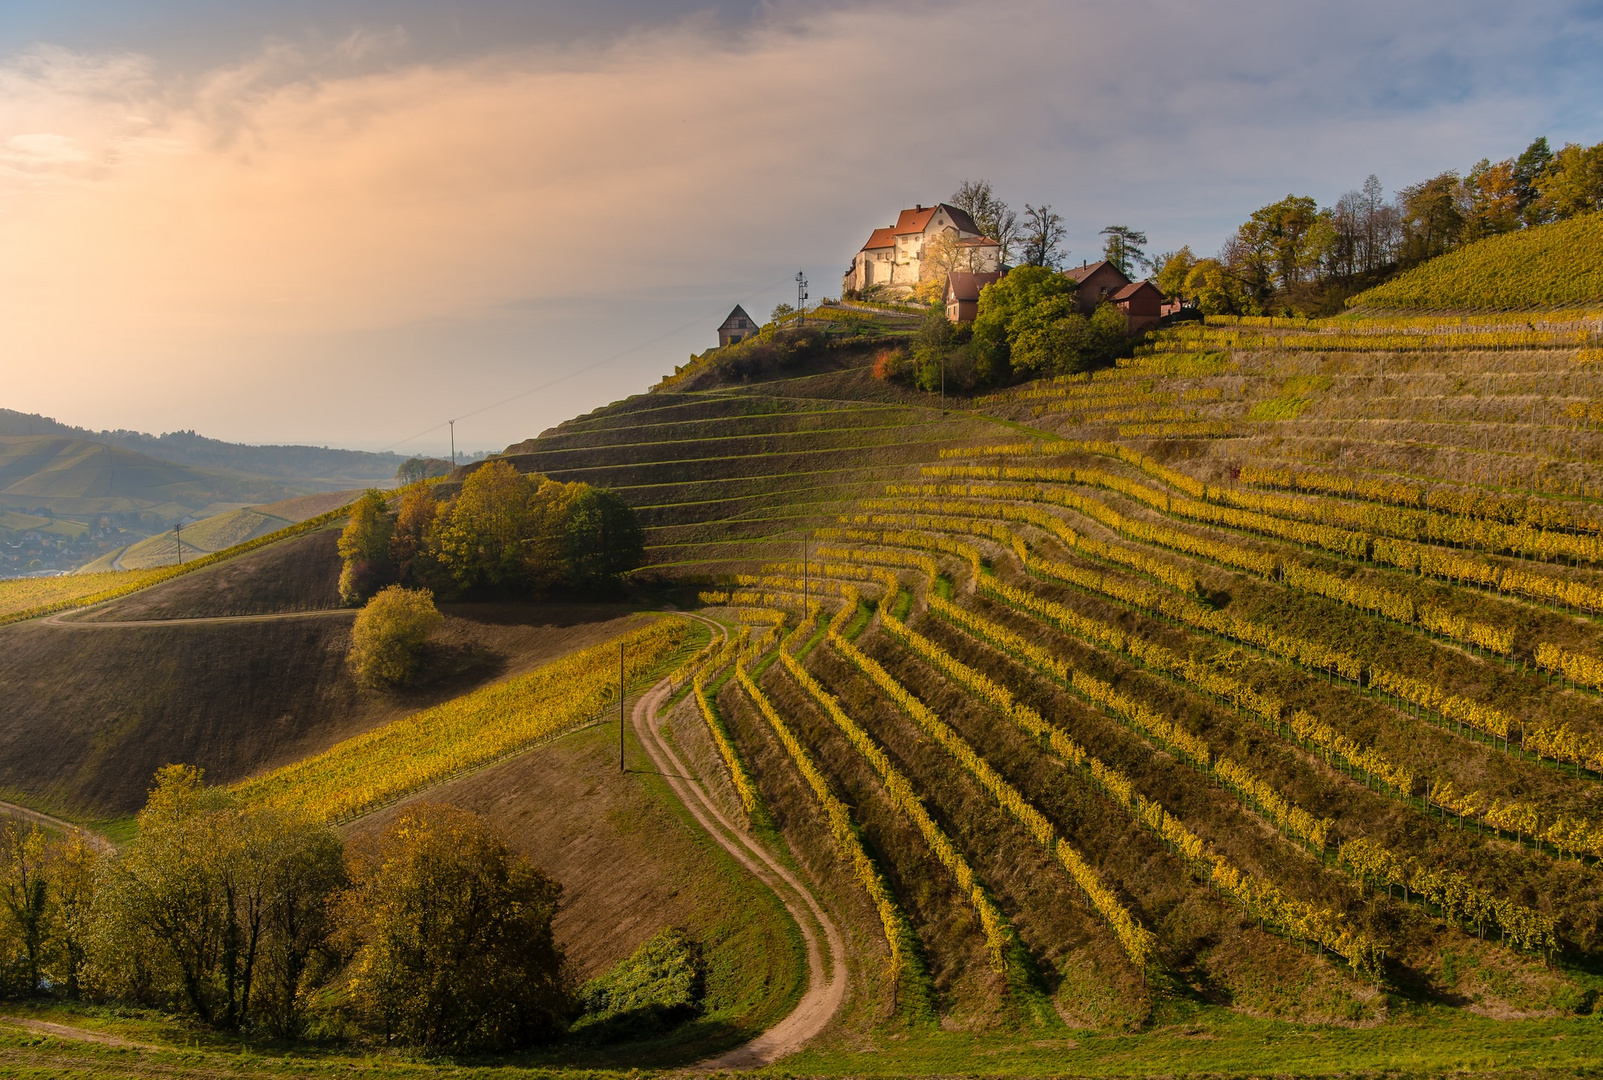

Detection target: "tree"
[1182, 258, 1251, 315]
[96, 766, 346, 1033]
[915, 230, 996, 304]
[395, 458, 452, 486]
[338, 489, 397, 605]
[1514, 136, 1554, 222]
[1356, 174, 1399, 273]
[0, 821, 50, 996]
[1153, 246, 1196, 298]
[949, 178, 1018, 263]
[1100, 226, 1150, 276]
[348, 586, 443, 687]
[43, 833, 97, 1000]
[1536, 140, 1603, 220]
[911, 305, 957, 390]
[1020, 203, 1067, 268]
[970, 265, 1115, 379]
[1234, 195, 1332, 293]
[388, 484, 442, 584]
[1396, 172, 1465, 265]
[561, 487, 645, 586]
[338, 804, 570, 1052]
[769, 303, 795, 323]
[432, 461, 541, 592]
[1461, 158, 1521, 240]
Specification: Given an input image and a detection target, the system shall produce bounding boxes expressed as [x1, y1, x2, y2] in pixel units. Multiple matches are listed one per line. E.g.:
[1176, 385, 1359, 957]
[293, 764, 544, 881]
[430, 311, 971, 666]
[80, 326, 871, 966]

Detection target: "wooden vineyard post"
[619, 641, 625, 772]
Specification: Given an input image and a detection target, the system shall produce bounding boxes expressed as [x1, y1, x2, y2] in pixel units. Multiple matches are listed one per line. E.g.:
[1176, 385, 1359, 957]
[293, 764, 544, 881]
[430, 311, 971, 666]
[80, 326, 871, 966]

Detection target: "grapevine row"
[829, 613, 1159, 972]
[734, 660, 916, 991]
[774, 643, 1013, 967]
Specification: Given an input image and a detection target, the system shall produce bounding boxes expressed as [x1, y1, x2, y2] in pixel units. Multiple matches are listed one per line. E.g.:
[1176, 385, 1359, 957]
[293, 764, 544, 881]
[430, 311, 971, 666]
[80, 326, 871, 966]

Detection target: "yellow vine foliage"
[235, 617, 692, 821]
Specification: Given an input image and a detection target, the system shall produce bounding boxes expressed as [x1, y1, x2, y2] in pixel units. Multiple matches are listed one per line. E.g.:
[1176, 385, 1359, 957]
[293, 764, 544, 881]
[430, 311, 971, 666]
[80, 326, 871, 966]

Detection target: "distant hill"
[0, 435, 306, 575]
[102, 489, 363, 570]
[0, 436, 293, 518]
[1350, 212, 1603, 310]
[0, 409, 405, 486]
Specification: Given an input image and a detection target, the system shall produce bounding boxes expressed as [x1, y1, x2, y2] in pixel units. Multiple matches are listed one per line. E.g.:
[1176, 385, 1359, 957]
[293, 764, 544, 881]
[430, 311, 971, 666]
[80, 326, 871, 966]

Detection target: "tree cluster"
[878, 266, 1133, 392]
[338, 461, 645, 605]
[1153, 136, 1603, 317]
[0, 770, 571, 1053]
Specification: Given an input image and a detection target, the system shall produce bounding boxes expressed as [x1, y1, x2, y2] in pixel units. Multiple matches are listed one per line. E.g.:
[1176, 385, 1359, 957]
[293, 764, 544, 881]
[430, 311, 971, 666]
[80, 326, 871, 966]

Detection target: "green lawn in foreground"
[777, 1006, 1603, 1077]
[4, 1000, 1603, 1077]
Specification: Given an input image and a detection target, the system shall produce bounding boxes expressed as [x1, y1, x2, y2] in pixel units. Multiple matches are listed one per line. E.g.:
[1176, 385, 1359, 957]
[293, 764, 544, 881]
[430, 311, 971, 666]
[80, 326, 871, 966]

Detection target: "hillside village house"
[945, 270, 1004, 323]
[941, 258, 1169, 331]
[842, 203, 1001, 297]
[717, 305, 758, 346]
[1063, 259, 1167, 332]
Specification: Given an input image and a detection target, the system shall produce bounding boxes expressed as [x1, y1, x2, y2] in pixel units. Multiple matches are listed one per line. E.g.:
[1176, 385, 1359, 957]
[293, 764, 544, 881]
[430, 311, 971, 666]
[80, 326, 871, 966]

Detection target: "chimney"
[915, 203, 923, 211]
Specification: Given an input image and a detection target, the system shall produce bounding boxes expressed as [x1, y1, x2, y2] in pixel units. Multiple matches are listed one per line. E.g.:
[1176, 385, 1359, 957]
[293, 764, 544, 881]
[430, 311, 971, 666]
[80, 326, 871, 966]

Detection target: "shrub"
[572, 928, 705, 1042]
[871, 345, 909, 381]
[348, 586, 443, 687]
[337, 804, 570, 1052]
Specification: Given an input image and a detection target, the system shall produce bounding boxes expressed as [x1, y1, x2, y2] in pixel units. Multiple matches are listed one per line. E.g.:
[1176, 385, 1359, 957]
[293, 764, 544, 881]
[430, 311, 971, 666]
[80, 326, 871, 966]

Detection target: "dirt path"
[0, 801, 114, 853]
[39, 607, 352, 630]
[0, 1014, 159, 1049]
[631, 617, 847, 1070]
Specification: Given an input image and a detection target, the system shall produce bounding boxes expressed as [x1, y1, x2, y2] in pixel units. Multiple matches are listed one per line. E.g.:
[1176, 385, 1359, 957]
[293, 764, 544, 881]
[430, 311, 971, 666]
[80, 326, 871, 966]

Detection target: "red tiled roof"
[894, 205, 939, 235]
[860, 226, 896, 251]
[893, 202, 984, 236]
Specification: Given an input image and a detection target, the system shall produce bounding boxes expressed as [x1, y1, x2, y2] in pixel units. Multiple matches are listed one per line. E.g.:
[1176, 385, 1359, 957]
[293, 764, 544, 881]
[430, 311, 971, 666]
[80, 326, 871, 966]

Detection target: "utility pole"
[449, 420, 456, 468]
[795, 271, 808, 329]
[174, 522, 182, 566]
[619, 641, 625, 772]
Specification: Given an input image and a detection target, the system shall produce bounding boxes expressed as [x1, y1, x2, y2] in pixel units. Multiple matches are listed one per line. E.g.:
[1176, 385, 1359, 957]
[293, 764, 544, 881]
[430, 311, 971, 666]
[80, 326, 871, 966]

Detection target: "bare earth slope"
[0, 527, 642, 817]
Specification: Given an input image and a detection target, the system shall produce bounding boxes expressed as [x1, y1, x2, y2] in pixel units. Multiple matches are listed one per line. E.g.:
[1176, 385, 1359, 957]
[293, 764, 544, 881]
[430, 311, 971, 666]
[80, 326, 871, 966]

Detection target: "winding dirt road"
[39, 607, 351, 630]
[12, 602, 847, 1064]
[0, 801, 113, 853]
[632, 616, 847, 1070]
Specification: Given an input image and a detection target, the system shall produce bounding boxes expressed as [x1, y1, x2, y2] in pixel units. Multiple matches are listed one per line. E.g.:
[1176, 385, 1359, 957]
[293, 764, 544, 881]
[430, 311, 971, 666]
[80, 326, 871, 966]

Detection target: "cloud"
[0, 0, 1598, 448]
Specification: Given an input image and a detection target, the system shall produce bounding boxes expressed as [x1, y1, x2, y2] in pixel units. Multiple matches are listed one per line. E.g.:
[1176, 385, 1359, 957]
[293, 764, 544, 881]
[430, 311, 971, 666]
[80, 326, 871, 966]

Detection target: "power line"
[380, 274, 797, 454]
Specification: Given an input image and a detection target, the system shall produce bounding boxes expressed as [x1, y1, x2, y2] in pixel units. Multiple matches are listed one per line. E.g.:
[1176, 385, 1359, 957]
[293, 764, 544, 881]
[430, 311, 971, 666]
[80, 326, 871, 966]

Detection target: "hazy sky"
[3, 0, 1600, 456]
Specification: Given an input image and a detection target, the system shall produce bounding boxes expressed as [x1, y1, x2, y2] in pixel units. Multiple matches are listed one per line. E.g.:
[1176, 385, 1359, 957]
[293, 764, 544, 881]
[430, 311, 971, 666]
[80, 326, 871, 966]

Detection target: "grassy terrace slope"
[500, 349, 1010, 574]
[1352, 211, 1603, 310]
[576, 301, 1603, 1072]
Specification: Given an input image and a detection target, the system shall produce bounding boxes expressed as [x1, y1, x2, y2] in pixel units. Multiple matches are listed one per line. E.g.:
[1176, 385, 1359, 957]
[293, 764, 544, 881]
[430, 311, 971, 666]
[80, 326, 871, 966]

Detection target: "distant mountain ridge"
[0, 409, 404, 485]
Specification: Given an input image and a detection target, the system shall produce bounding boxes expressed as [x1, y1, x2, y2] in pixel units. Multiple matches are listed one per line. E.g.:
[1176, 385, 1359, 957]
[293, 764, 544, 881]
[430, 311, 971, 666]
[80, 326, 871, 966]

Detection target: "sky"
[2, 0, 1600, 456]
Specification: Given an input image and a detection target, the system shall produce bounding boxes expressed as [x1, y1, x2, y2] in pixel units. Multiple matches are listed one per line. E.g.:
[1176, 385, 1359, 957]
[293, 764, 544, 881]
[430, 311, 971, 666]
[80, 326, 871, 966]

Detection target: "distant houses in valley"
[842, 203, 1001, 296]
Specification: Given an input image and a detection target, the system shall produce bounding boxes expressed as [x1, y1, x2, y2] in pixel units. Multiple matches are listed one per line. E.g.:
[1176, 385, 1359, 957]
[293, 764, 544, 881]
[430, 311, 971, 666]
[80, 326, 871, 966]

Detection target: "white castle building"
[842, 203, 1001, 297]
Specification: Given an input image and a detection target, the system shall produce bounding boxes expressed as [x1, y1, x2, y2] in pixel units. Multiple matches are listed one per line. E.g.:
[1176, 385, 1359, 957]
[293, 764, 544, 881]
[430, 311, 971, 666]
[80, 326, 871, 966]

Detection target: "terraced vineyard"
[644, 308, 1603, 1039]
[499, 356, 1008, 576]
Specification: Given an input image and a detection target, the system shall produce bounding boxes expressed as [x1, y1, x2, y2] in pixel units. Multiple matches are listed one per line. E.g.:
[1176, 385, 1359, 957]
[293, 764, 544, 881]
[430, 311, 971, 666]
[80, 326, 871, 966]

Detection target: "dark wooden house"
[718, 305, 758, 347]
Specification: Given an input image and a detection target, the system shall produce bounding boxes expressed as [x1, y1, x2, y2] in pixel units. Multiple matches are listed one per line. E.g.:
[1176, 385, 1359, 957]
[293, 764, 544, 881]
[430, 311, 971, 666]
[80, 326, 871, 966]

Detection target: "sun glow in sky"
[2, 0, 1600, 455]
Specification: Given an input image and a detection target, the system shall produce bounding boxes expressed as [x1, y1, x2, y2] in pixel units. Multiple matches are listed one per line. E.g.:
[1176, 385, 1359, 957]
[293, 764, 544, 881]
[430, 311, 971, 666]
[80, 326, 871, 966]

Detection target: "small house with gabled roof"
[1112, 280, 1166, 332]
[1063, 259, 1131, 314]
[1064, 259, 1169, 331]
[945, 270, 1004, 323]
[718, 305, 758, 347]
